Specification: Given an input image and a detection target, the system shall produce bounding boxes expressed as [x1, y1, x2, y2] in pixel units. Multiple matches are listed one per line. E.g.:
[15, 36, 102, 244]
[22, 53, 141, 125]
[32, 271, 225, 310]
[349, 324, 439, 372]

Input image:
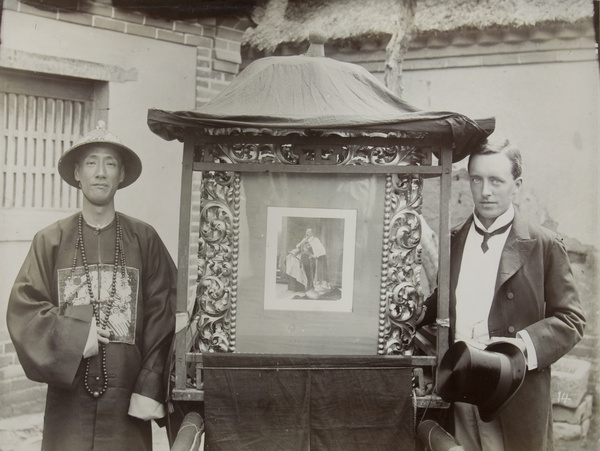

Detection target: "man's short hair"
[468, 138, 523, 180]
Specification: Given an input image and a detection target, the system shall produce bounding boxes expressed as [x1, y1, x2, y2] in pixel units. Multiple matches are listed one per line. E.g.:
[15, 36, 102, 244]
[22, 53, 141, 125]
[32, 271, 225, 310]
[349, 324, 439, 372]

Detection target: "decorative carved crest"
[200, 128, 428, 167]
[205, 142, 424, 167]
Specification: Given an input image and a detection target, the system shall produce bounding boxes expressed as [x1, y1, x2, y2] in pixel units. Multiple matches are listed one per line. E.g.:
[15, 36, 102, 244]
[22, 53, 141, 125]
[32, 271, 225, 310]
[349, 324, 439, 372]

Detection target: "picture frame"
[264, 206, 357, 313]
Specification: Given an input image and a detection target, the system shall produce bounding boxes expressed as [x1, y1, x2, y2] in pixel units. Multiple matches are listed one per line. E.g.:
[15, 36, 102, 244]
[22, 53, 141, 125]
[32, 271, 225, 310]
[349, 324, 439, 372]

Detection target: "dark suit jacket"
[424, 210, 586, 450]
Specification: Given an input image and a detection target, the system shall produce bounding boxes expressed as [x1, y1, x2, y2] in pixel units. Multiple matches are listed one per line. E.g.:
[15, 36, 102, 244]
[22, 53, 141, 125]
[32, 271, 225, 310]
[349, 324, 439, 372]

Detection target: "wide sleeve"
[7, 231, 93, 389]
[523, 236, 586, 369]
[132, 230, 177, 403]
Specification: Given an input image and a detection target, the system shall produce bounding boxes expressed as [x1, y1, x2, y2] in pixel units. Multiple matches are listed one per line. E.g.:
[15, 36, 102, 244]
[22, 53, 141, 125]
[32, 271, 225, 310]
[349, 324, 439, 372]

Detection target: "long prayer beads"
[73, 213, 125, 398]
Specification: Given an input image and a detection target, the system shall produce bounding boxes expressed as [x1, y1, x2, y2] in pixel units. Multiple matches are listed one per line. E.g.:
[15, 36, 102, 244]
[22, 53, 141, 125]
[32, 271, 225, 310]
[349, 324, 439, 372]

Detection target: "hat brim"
[437, 340, 527, 422]
[58, 141, 142, 189]
[478, 341, 526, 422]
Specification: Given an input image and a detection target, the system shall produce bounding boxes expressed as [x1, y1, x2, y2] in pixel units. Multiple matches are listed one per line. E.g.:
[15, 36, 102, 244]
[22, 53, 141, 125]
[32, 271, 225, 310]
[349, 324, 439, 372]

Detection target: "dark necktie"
[473, 221, 513, 253]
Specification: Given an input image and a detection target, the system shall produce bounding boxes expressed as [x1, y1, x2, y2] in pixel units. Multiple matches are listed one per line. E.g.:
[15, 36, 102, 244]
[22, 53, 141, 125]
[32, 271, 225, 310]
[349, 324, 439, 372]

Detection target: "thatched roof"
[244, 0, 594, 52]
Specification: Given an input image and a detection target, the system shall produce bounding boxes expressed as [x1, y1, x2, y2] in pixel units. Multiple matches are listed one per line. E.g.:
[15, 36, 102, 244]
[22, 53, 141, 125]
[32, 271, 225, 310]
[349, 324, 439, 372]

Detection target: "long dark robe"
[7, 212, 177, 451]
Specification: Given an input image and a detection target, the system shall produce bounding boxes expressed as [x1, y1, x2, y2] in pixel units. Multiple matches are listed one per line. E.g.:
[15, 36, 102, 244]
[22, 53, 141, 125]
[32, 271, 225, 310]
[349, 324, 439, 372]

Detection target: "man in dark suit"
[422, 138, 586, 450]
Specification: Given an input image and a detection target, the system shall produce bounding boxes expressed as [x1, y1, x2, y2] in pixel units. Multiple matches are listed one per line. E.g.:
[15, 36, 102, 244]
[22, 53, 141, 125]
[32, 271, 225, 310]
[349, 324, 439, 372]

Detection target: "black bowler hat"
[436, 340, 526, 422]
[58, 120, 142, 189]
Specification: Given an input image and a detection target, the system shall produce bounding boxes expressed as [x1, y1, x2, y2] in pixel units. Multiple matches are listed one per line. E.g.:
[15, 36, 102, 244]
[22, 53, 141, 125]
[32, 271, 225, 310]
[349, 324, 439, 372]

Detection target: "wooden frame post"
[436, 147, 452, 360]
[174, 128, 196, 392]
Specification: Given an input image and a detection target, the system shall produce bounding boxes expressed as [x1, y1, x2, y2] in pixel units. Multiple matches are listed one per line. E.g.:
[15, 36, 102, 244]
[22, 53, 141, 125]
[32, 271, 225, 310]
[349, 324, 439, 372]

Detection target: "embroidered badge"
[58, 265, 139, 344]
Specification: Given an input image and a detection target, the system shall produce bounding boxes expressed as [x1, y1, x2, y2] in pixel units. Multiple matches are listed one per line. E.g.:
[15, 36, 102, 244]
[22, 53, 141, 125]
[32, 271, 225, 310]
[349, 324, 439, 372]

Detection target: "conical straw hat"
[58, 120, 142, 189]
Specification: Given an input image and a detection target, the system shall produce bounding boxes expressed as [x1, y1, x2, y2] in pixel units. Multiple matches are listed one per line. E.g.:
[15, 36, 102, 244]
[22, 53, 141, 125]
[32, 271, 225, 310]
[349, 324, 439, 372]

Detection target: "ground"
[0, 411, 598, 450]
[0, 413, 170, 451]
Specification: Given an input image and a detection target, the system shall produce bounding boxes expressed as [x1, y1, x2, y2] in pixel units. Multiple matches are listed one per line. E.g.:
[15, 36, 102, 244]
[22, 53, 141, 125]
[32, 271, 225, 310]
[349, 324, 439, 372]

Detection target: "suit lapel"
[494, 211, 536, 294]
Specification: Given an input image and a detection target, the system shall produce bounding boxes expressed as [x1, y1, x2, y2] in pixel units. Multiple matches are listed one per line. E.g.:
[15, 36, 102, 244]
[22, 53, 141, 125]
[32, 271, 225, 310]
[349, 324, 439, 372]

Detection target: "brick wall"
[3, 0, 250, 107]
[0, 330, 47, 418]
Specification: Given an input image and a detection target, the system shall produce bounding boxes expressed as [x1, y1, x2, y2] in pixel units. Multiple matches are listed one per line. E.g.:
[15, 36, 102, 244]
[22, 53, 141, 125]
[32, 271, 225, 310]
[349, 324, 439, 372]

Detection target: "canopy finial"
[306, 31, 327, 57]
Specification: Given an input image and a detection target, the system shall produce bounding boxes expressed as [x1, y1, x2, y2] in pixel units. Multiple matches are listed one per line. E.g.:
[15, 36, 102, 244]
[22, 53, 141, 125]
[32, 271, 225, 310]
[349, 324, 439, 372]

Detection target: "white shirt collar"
[473, 204, 515, 233]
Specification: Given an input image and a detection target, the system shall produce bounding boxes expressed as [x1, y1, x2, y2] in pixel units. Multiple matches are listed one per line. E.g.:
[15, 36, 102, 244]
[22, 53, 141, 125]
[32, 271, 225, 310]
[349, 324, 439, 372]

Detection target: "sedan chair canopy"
[148, 44, 492, 162]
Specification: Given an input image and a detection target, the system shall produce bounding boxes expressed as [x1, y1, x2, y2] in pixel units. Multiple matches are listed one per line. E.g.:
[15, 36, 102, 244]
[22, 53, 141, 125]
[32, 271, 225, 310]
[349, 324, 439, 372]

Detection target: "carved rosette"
[378, 174, 425, 355]
[195, 171, 240, 353]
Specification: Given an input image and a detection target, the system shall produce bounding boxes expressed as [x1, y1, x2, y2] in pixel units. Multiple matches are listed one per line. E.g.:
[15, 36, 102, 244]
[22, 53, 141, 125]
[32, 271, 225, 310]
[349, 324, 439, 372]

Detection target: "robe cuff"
[128, 393, 166, 421]
[82, 317, 98, 358]
[517, 330, 538, 370]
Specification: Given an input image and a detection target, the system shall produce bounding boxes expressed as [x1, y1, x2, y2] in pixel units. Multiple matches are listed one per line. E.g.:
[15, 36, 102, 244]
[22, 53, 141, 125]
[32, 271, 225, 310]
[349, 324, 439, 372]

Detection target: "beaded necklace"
[72, 212, 126, 398]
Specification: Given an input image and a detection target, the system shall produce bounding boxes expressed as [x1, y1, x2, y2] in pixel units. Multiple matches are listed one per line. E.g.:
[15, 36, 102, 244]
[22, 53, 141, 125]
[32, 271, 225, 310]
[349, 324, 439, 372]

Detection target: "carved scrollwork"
[379, 174, 425, 356]
[208, 142, 424, 166]
[390, 282, 420, 322]
[204, 127, 426, 140]
[199, 128, 427, 167]
[194, 171, 240, 353]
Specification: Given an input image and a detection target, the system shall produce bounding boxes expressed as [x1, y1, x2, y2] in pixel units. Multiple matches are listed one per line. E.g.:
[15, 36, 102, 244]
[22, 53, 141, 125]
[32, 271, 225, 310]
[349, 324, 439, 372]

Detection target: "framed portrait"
[264, 206, 357, 312]
[230, 172, 395, 355]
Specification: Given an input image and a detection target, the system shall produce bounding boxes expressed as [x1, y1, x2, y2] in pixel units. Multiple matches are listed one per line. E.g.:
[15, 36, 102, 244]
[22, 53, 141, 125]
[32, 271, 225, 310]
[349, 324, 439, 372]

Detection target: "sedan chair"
[148, 37, 493, 451]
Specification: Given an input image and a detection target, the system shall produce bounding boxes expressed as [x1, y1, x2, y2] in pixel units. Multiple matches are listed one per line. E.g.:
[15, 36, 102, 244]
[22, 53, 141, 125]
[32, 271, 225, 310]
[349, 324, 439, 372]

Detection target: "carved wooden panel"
[378, 174, 424, 355]
[193, 137, 426, 356]
[195, 171, 240, 353]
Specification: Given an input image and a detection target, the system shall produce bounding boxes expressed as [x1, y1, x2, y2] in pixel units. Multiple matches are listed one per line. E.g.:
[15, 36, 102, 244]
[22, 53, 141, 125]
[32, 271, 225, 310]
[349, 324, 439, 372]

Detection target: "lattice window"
[1, 69, 97, 210]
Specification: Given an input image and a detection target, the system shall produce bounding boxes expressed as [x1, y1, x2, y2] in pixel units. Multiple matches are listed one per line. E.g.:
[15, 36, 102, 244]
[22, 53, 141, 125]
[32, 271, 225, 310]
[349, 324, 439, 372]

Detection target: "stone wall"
[552, 357, 594, 441]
